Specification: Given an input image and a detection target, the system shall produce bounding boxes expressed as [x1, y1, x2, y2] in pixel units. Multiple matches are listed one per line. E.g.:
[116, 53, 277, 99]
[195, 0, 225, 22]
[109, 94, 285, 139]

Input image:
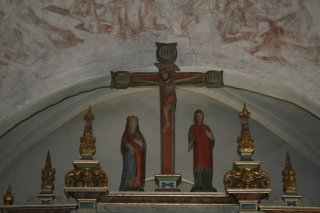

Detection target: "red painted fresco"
[213, 0, 258, 43]
[212, 0, 320, 66]
[23, 7, 84, 49]
[1, 0, 319, 67]
[0, 6, 84, 65]
[44, 0, 171, 40]
[0, 58, 9, 66]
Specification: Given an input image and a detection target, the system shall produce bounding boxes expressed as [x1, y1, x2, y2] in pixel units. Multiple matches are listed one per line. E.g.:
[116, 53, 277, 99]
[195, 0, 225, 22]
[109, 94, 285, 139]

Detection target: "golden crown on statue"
[127, 115, 138, 122]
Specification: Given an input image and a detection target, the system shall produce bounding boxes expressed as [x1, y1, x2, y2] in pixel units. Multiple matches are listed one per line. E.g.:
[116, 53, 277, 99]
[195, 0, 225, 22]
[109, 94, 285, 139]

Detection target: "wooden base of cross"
[154, 174, 182, 192]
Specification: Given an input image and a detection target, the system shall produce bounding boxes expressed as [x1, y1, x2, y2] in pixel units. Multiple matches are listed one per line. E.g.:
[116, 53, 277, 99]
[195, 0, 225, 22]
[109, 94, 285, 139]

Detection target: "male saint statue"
[188, 109, 217, 192]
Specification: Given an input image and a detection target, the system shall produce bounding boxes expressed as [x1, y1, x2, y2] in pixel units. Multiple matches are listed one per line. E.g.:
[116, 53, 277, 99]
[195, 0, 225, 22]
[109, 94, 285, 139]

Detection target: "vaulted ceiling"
[0, 0, 319, 205]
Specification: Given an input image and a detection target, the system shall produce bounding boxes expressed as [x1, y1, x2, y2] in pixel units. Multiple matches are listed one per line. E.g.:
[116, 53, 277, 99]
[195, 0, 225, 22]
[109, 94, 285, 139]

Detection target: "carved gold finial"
[239, 102, 251, 118]
[3, 184, 14, 205]
[80, 106, 96, 159]
[237, 102, 255, 160]
[84, 106, 95, 122]
[41, 151, 56, 193]
[283, 152, 297, 194]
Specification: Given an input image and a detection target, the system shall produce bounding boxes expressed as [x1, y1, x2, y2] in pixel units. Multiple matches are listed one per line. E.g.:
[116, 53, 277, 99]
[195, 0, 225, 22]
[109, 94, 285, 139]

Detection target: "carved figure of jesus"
[136, 70, 200, 133]
[159, 70, 177, 132]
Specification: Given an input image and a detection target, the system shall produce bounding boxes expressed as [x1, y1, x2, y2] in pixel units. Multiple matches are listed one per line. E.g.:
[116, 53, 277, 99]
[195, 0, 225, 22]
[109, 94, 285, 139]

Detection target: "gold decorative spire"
[41, 151, 56, 193]
[224, 103, 271, 205]
[65, 106, 108, 189]
[80, 106, 96, 159]
[283, 151, 297, 194]
[3, 184, 14, 205]
[237, 102, 255, 160]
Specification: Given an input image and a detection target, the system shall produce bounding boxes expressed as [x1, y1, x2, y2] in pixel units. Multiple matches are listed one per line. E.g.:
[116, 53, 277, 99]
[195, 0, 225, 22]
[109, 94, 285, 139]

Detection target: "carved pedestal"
[282, 194, 302, 207]
[37, 191, 56, 205]
[154, 174, 182, 192]
[65, 187, 108, 212]
[64, 160, 108, 212]
[227, 188, 271, 212]
[224, 161, 271, 212]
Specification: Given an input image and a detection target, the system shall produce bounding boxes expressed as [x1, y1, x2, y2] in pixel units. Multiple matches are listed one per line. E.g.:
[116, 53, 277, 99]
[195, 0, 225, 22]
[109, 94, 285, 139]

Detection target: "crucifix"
[111, 42, 224, 190]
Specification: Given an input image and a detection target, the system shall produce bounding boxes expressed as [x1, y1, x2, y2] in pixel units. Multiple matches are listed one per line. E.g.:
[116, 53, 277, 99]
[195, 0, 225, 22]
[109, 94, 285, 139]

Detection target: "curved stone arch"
[0, 70, 319, 186]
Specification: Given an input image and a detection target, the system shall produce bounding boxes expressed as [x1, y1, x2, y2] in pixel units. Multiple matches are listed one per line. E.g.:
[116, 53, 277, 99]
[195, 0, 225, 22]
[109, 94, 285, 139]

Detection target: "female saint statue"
[119, 115, 146, 191]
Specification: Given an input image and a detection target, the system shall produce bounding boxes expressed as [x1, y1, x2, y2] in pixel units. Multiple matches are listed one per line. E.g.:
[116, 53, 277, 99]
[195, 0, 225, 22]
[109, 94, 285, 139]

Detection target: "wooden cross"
[111, 42, 224, 175]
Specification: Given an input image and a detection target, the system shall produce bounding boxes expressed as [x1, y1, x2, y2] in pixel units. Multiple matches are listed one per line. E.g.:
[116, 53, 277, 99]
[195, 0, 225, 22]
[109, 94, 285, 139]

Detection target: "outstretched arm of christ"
[174, 72, 203, 84]
[111, 71, 163, 89]
[130, 73, 162, 85]
[131, 72, 204, 85]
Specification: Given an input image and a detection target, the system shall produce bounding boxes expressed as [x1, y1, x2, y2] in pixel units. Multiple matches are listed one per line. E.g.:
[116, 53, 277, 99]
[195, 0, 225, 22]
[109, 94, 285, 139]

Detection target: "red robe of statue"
[188, 124, 214, 171]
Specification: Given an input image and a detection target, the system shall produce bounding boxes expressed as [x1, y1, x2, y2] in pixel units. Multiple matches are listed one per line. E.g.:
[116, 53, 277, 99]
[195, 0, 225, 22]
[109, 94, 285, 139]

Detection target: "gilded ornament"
[3, 184, 14, 205]
[80, 106, 96, 158]
[80, 134, 96, 157]
[283, 152, 297, 194]
[41, 151, 55, 192]
[237, 134, 255, 155]
[237, 102, 255, 159]
[283, 169, 297, 192]
[65, 167, 108, 187]
[65, 106, 108, 189]
[224, 167, 270, 189]
[224, 102, 270, 190]
[239, 102, 251, 119]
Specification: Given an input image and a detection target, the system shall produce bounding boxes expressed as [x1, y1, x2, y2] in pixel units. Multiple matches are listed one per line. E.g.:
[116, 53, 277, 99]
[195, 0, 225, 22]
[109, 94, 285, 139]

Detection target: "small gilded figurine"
[188, 109, 216, 192]
[119, 115, 146, 191]
[237, 102, 255, 160]
[283, 152, 297, 193]
[3, 184, 14, 205]
[80, 106, 96, 159]
[41, 151, 56, 193]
